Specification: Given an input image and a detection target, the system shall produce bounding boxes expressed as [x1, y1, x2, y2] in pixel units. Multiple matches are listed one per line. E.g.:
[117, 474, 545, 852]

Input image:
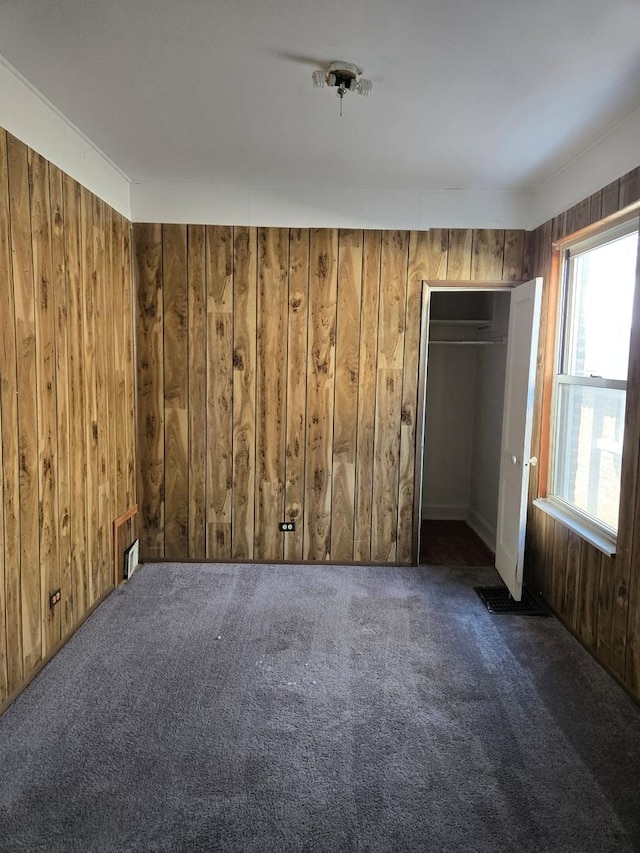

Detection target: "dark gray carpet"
[1, 562, 639, 853]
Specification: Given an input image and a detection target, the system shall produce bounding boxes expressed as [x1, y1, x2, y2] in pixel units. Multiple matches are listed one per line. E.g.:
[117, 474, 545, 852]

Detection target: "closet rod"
[428, 339, 506, 346]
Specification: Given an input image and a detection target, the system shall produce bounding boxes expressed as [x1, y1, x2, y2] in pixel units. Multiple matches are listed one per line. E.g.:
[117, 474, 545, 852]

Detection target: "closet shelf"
[429, 338, 506, 347]
[430, 319, 493, 329]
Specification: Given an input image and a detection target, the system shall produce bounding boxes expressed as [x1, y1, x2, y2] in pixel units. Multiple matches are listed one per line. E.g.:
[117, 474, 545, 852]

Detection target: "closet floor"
[420, 520, 494, 567]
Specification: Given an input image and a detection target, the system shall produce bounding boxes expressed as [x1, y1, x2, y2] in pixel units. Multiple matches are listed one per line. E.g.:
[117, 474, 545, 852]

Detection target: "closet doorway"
[421, 289, 509, 564]
[413, 280, 542, 599]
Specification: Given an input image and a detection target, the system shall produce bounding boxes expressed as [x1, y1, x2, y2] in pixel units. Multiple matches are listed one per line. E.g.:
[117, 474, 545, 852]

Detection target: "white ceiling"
[1, 0, 639, 227]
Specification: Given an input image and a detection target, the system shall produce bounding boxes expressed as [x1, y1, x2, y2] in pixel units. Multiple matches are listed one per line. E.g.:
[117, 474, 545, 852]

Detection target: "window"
[550, 218, 639, 537]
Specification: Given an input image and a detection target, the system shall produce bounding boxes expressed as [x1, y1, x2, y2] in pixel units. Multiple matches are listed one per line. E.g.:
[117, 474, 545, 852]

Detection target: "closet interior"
[421, 290, 511, 561]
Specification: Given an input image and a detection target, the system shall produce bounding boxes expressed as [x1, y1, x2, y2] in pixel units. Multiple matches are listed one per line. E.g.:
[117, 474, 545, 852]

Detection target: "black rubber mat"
[474, 586, 550, 616]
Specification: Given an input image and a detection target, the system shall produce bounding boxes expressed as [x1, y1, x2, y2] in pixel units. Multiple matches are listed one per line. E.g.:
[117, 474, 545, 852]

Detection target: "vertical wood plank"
[111, 211, 126, 519]
[304, 229, 338, 561]
[587, 190, 603, 226]
[502, 230, 525, 281]
[80, 186, 99, 604]
[540, 512, 554, 605]
[563, 530, 583, 629]
[104, 208, 118, 536]
[577, 543, 602, 651]
[619, 167, 640, 210]
[63, 176, 87, 620]
[397, 233, 425, 563]
[601, 180, 620, 218]
[522, 230, 535, 281]
[8, 134, 41, 675]
[330, 230, 363, 562]
[50, 165, 72, 635]
[163, 224, 189, 559]
[256, 228, 288, 560]
[573, 198, 591, 233]
[135, 223, 164, 559]
[206, 226, 233, 558]
[354, 231, 381, 561]
[550, 520, 569, 617]
[30, 149, 60, 653]
[597, 553, 626, 678]
[122, 223, 136, 510]
[232, 226, 257, 560]
[187, 225, 207, 558]
[371, 231, 408, 561]
[284, 229, 310, 562]
[407, 229, 448, 281]
[446, 229, 472, 279]
[0, 129, 18, 696]
[472, 229, 505, 280]
[92, 196, 110, 597]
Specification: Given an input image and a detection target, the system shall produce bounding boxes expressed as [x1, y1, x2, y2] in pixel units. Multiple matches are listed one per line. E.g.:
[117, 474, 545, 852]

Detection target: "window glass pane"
[564, 231, 637, 380]
[554, 384, 625, 531]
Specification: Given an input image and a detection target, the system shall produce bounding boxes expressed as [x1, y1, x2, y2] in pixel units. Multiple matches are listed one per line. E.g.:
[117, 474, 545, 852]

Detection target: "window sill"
[532, 498, 617, 557]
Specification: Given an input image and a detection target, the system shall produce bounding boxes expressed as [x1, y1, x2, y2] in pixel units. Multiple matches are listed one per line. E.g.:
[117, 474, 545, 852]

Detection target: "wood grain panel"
[63, 175, 87, 620]
[353, 231, 381, 561]
[284, 229, 309, 561]
[0, 131, 23, 694]
[577, 543, 602, 650]
[122, 223, 136, 509]
[503, 230, 525, 281]
[232, 226, 257, 560]
[81, 187, 100, 604]
[330, 230, 363, 562]
[30, 150, 60, 653]
[163, 224, 188, 559]
[104, 208, 118, 534]
[187, 225, 207, 558]
[397, 238, 424, 562]
[49, 165, 72, 635]
[527, 167, 640, 701]
[0, 129, 13, 702]
[447, 229, 472, 279]
[408, 229, 448, 281]
[92, 195, 110, 598]
[619, 167, 640, 210]
[8, 134, 41, 675]
[304, 230, 338, 561]
[206, 226, 234, 558]
[0, 132, 136, 710]
[601, 180, 621, 218]
[563, 530, 583, 630]
[111, 211, 126, 517]
[135, 223, 164, 559]
[371, 231, 408, 561]
[256, 228, 288, 560]
[472, 229, 505, 280]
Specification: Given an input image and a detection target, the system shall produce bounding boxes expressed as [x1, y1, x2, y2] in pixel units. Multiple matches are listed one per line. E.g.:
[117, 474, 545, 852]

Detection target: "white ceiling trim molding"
[528, 105, 640, 230]
[0, 56, 131, 219]
[130, 181, 532, 230]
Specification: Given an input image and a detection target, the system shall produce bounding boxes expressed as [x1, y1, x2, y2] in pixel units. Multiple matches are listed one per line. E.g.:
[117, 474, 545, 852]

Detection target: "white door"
[495, 278, 542, 600]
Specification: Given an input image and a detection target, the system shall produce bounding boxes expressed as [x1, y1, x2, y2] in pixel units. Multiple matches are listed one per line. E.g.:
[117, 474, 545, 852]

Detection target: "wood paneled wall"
[134, 225, 531, 564]
[0, 131, 137, 708]
[526, 166, 640, 701]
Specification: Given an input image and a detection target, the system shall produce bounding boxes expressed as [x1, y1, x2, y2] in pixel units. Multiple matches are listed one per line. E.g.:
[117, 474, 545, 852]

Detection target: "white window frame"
[547, 216, 639, 544]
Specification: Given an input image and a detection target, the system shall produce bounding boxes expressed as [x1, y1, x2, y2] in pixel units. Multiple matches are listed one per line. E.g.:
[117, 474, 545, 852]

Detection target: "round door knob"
[511, 455, 518, 464]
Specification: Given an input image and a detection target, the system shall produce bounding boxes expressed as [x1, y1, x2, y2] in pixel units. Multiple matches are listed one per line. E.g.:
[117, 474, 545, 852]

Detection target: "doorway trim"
[412, 279, 524, 565]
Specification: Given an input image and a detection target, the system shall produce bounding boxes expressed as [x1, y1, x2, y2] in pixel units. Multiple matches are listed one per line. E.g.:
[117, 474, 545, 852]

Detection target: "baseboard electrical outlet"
[123, 539, 140, 580]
